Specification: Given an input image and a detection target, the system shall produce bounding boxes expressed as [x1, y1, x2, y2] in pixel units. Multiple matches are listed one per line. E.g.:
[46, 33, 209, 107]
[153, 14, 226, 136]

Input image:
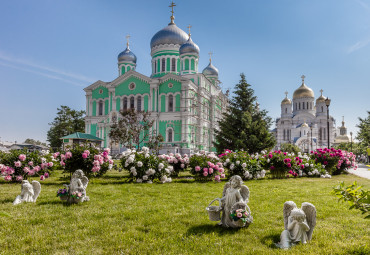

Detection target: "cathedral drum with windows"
[273, 75, 340, 152]
[84, 3, 228, 154]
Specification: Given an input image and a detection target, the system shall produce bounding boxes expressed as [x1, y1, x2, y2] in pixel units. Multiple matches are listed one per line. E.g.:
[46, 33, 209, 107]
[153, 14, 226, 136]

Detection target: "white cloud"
[348, 38, 370, 53]
[0, 51, 95, 83]
[0, 61, 83, 87]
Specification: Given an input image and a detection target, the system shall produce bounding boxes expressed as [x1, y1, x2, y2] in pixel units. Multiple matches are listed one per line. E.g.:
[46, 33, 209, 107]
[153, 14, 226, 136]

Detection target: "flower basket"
[206, 198, 222, 221]
[59, 196, 68, 201]
[230, 202, 253, 228]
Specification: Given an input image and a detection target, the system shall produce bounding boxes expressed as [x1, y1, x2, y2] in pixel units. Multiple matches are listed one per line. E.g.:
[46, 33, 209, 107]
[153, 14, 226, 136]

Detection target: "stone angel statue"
[218, 175, 253, 228]
[63, 169, 89, 203]
[276, 201, 316, 249]
[13, 180, 41, 205]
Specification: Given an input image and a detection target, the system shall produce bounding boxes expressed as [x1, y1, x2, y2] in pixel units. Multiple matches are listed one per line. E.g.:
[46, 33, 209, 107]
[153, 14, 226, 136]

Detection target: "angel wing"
[222, 181, 231, 198]
[80, 176, 89, 190]
[240, 185, 250, 203]
[301, 202, 316, 241]
[283, 201, 297, 230]
[31, 181, 41, 201]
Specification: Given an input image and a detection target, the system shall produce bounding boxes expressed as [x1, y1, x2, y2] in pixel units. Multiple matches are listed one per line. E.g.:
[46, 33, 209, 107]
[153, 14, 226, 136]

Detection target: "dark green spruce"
[214, 73, 276, 154]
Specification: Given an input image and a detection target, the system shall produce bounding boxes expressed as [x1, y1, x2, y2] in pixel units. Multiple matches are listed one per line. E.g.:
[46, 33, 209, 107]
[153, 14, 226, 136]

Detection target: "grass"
[0, 171, 369, 255]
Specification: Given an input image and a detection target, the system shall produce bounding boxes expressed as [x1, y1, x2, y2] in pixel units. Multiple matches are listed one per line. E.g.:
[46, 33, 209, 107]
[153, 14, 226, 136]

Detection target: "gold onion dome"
[293, 75, 314, 99]
[281, 92, 292, 105]
[316, 89, 326, 103]
[302, 122, 309, 128]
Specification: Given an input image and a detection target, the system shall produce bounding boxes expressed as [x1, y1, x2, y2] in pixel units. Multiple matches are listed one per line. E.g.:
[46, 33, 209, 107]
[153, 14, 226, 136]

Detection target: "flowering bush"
[220, 150, 266, 180]
[55, 144, 113, 177]
[189, 151, 225, 181]
[159, 153, 189, 177]
[310, 148, 357, 175]
[121, 147, 172, 183]
[0, 149, 55, 182]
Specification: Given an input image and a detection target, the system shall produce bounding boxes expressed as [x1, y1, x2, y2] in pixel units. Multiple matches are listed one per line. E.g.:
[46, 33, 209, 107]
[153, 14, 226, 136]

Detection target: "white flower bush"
[158, 153, 189, 177]
[121, 147, 172, 183]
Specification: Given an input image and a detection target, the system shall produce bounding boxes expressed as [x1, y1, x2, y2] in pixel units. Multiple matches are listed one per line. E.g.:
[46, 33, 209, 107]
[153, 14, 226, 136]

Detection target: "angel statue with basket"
[13, 180, 41, 205]
[61, 169, 89, 204]
[276, 201, 316, 249]
[207, 175, 253, 228]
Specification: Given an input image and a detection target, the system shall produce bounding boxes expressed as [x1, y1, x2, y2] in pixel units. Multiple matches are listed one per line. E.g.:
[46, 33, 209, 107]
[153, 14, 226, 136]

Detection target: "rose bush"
[189, 151, 225, 181]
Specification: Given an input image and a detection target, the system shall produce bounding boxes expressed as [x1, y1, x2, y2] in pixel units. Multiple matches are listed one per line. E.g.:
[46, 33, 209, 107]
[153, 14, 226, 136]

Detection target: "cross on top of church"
[285, 91, 288, 97]
[126, 34, 131, 47]
[320, 89, 323, 96]
[169, 1, 176, 24]
[301, 75, 306, 83]
[209, 51, 213, 62]
[187, 24, 192, 36]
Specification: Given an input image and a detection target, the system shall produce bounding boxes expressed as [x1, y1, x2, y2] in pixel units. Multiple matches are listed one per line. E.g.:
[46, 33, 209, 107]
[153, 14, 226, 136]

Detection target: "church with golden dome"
[273, 75, 342, 151]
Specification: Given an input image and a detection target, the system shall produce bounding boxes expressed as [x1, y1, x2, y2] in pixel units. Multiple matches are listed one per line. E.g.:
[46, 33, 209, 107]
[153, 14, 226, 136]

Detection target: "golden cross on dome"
[126, 34, 131, 47]
[320, 89, 323, 96]
[187, 24, 192, 36]
[208, 51, 213, 63]
[301, 75, 306, 83]
[169, 1, 176, 23]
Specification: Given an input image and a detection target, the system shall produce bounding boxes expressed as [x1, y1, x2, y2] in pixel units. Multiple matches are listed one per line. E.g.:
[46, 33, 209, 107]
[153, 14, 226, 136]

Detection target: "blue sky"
[0, 0, 369, 144]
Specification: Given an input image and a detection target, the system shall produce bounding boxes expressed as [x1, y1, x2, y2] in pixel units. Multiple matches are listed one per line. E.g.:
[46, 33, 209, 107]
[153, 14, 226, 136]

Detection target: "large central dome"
[293, 84, 314, 99]
[150, 23, 188, 48]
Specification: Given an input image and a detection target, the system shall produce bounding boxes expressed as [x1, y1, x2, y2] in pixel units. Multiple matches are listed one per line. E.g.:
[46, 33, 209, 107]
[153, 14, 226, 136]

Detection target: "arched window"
[162, 58, 165, 72]
[303, 102, 305, 109]
[285, 108, 287, 113]
[300, 131, 301, 137]
[299, 102, 301, 110]
[283, 129, 286, 140]
[137, 96, 142, 111]
[130, 97, 135, 109]
[307, 102, 309, 109]
[154, 61, 157, 73]
[123, 97, 128, 110]
[168, 95, 173, 112]
[167, 129, 173, 142]
[172, 58, 176, 72]
[185, 59, 189, 70]
[98, 101, 103, 116]
[321, 106, 324, 112]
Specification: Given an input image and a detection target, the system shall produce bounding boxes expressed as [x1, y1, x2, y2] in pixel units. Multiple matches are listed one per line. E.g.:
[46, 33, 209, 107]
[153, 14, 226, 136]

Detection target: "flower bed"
[54, 145, 113, 177]
[121, 147, 172, 183]
[0, 149, 54, 182]
[159, 153, 189, 177]
[189, 151, 225, 182]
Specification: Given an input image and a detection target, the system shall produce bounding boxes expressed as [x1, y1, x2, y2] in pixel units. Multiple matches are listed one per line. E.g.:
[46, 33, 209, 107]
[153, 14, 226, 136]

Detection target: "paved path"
[346, 163, 370, 180]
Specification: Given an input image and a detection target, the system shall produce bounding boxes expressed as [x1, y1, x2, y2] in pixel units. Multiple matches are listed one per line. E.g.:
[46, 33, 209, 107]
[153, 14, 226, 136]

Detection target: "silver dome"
[150, 23, 188, 48]
[179, 37, 200, 55]
[202, 62, 219, 76]
[118, 47, 137, 63]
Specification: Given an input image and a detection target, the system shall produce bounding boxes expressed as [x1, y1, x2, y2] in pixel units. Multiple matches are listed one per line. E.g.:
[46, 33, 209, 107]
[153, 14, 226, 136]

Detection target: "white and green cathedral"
[84, 5, 228, 154]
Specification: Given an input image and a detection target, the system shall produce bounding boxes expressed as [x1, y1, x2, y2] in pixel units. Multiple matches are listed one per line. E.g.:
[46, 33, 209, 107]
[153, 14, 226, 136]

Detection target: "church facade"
[273, 76, 340, 152]
[83, 4, 228, 154]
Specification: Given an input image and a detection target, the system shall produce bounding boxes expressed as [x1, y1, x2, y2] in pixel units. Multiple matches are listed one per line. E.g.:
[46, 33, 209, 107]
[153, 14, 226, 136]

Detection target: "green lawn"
[0, 171, 369, 255]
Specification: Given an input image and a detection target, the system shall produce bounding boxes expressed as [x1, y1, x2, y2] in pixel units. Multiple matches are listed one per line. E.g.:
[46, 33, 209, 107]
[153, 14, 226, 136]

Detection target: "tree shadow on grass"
[186, 223, 244, 237]
[0, 198, 14, 204]
[37, 200, 83, 207]
[260, 233, 281, 249]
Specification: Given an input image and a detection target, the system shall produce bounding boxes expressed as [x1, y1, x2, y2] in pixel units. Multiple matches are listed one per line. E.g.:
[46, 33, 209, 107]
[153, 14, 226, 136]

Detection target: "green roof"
[60, 132, 104, 141]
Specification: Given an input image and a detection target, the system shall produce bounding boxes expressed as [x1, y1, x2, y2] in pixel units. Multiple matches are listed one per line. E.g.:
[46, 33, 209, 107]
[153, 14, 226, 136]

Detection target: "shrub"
[159, 153, 189, 177]
[332, 181, 370, 219]
[121, 147, 172, 183]
[220, 150, 266, 180]
[189, 151, 224, 181]
[55, 144, 113, 177]
[0, 149, 55, 182]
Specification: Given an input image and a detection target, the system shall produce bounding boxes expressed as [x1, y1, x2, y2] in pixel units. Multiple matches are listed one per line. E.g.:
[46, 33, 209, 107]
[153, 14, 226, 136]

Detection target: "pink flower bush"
[189, 151, 224, 181]
[18, 154, 26, 161]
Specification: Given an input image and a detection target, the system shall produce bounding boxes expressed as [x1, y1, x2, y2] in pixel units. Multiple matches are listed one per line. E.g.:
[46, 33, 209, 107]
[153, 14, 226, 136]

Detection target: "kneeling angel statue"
[13, 180, 41, 205]
[276, 201, 316, 249]
[63, 169, 89, 203]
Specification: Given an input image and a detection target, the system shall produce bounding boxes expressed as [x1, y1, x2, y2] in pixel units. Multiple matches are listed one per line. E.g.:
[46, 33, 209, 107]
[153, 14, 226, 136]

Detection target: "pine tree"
[214, 73, 276, 154]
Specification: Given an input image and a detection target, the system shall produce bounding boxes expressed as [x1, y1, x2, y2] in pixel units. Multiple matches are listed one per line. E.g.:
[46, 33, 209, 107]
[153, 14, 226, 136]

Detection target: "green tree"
[214, 73, 276, 154]
[47, 106, 85, 150]
[280, 143, 301, 154]
[109, 109, 162, 150]
[24, 138, 47, 147]
[356, 111, 370, 147]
